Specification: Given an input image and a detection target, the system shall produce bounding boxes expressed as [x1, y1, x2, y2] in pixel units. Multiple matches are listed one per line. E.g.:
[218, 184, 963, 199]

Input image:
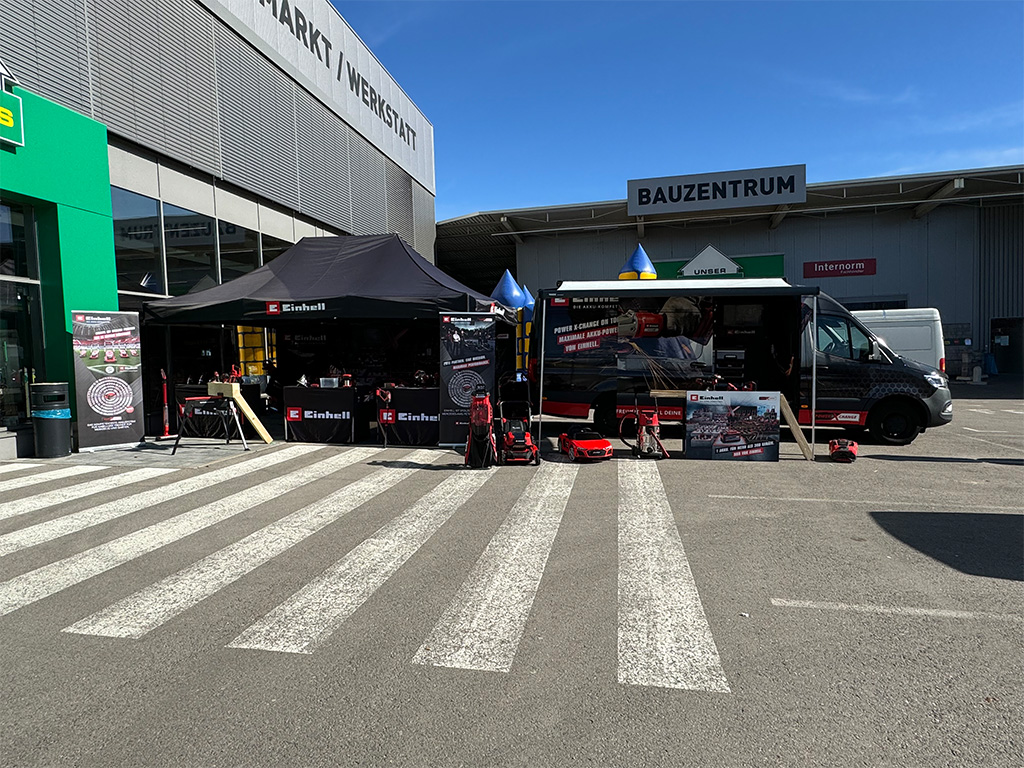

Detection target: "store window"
[0, 202, 38, 279]
[260, 233, 293, 265]
[112, 187, 165, 294]
[0, 280, 44, 428]
[164, 202, 217, 295]
[219, 221, 260, 283]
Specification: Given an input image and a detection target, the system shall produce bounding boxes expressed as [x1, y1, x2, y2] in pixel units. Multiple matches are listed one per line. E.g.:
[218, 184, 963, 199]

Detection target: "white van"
[852, 308, 946, 373]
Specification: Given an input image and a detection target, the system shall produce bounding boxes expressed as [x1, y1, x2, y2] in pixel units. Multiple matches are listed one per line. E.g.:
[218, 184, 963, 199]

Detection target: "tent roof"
[144, 234, 513, 324]
[546, 277, 819, 298]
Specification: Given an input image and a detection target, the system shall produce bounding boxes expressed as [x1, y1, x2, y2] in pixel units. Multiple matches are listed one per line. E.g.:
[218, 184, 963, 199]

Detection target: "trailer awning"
[546, 278, 819, 298]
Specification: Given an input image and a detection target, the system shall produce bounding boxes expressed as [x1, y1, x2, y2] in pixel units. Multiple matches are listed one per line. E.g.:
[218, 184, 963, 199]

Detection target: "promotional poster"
[685, 390, 780, 461]
[71, 310, 145, 449]
[439, 313, 495, 446]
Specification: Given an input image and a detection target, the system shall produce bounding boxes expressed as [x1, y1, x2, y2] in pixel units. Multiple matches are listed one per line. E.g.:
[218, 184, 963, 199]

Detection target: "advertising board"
[71, 311, 145, 449]
[685, 390, 780, 461]
[439, 313, 495, 446]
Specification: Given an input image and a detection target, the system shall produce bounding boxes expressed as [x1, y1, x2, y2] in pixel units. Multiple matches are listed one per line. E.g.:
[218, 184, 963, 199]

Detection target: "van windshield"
[816, 315, 871, 360]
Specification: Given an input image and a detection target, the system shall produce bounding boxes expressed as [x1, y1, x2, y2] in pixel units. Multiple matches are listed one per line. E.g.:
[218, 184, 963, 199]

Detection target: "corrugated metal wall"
[979, 204, 1024, 340]
[1, 0, 434, 255]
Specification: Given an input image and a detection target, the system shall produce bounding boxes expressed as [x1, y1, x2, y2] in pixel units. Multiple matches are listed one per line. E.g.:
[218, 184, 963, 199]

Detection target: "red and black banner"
[439, 313, 496, 446]
[71, 310, 145, 450]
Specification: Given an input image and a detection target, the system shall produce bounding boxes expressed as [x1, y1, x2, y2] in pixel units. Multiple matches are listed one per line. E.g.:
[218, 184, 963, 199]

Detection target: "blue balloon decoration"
[490, 269, 526, 308]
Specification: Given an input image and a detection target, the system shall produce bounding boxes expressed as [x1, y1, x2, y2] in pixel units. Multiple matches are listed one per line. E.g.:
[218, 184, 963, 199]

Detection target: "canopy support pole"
[537, 299, 547, 451]
[811, 295, 818, 459]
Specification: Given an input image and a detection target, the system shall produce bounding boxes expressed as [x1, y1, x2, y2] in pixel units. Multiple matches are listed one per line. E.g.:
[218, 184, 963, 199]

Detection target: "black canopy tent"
[143, 234, 513, 324]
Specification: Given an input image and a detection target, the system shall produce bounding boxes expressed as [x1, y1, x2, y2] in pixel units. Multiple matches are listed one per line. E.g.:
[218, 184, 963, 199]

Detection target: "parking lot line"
[962, 435, 1024, 453]
[771, 598, 1024, 623]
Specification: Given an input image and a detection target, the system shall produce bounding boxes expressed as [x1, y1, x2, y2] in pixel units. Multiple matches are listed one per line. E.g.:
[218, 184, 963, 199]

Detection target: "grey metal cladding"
[156, 0, 221, 174]
[295, 88, 353, 234]
[979, 204, 1024, 326]
[385, 157, 414, 247]
[349, 131, 387, 236]
[412, 181, 436, 259]
[214, 22, 300, 209]
[0, 0, 91, 115]
[88, 0, 142, 138]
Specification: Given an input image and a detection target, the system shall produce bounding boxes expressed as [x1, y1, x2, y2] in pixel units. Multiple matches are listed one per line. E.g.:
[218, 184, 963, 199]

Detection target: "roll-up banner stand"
[439, 312, 496, 447]
[71, 310, 145, 450]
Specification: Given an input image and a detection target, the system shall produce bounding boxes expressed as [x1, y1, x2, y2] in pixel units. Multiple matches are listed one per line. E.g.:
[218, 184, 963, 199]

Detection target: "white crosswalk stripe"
[67, 448, 433, 640]
[0, 463, 43, 475]
[1, 452, 732, 691]
[618, 461, 730, 692]
[0, 464, 107, 494]
[412, 462, 578, 673]
[0, 446, 380, 617]
[0, 467, 177, 521]
[0, 444, 322, 557]
[226, 459, 495, 654]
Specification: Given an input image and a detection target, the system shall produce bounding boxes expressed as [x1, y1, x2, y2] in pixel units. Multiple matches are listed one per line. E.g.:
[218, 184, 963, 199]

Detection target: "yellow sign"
[0, 90, 24, 147]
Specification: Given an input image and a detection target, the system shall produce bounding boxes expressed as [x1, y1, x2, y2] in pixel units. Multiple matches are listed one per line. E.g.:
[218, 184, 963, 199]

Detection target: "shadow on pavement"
[871, 511, 1024, 581]
[865, 455, 1024, 467]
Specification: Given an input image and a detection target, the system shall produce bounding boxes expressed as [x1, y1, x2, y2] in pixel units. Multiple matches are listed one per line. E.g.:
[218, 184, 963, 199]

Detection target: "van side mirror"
[867, 340, 884, 362]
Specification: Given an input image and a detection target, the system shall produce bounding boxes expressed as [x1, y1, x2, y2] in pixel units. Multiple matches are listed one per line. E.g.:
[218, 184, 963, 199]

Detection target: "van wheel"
[868, 402, 921, 445]
[594, 401, 618, 436]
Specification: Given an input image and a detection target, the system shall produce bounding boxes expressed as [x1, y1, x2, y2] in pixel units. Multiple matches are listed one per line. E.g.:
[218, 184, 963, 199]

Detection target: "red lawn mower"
[497, 400, 540, 465]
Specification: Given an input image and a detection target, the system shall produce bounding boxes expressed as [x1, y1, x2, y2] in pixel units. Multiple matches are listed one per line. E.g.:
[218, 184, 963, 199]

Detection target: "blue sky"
[334, 1, 1024, 222]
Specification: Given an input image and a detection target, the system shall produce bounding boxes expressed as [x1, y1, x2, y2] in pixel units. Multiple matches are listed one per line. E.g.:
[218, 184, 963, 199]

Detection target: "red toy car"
[559, 426, 613, 462]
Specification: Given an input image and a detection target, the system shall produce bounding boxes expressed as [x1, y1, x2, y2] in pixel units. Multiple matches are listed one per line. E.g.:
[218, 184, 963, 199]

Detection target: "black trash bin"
[31, 382, 72, 458]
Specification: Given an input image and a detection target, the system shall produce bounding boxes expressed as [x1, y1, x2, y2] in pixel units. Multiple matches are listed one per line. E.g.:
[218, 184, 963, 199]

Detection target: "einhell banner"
[439, 312, 495, 446]
[684, 390, 780, 462]
[283, 386, 355, 443]
[71, 310, 145, 450]
[628, 165, 806, 216]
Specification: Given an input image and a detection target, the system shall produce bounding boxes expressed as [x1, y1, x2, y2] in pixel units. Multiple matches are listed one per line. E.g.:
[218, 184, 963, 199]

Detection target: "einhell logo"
[74, 314, 85, 322]
[398, 412, 439, 422]
[287, 407, 350, 421]
[551, 297, 568, 306]
[266, 301, 326, 314]
[690, 394, 699, 401]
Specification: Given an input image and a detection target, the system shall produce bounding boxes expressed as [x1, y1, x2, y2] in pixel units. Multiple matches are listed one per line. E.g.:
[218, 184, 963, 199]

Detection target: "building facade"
[437, 166, 1023, 377]
[1, 0, 435, 448]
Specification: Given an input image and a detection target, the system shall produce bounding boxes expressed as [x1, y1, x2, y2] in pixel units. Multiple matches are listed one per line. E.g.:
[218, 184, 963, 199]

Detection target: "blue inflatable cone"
[490, 269, 526, 308]
[618, 244, 658, 280]
[520, 284, 535, 323]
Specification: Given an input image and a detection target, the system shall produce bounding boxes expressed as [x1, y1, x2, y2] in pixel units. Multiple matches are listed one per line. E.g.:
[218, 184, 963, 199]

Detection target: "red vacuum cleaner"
[619, 394, 670, 459]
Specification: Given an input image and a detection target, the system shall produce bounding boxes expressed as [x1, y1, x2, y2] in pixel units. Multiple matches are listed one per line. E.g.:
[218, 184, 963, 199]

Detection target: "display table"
[382, 387, 439, 446]
[284, 386, 356, 444]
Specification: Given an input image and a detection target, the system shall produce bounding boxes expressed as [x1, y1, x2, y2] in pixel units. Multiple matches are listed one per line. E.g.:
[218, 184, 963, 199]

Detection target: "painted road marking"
[0, 444, 323, 557]
[619, 461, 730, 692]
[0, 468, 177, 521]
[962, 427, 1008, 434]
[709, 495, 1023, 511]
[1001, 409, 1024, 416]
[0, 463, 43, 475]
[962, 435, 1024, 453]
[226, 455, 488, 654]
[0, 465, 107, 494]
[771, 598, 1024, 623]
[66, 447, 420, 640]
[412, 462, 578, 673]
[967, 408, 995, 415]
[0, 447, 381, 618]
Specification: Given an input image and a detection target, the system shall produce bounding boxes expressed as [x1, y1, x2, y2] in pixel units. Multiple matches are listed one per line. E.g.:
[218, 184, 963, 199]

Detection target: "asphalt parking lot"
[0, 377, 1020, 767]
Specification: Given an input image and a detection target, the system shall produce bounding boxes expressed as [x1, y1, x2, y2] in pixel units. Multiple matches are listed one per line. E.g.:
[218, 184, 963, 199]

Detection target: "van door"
[807, 313, 876, 426]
